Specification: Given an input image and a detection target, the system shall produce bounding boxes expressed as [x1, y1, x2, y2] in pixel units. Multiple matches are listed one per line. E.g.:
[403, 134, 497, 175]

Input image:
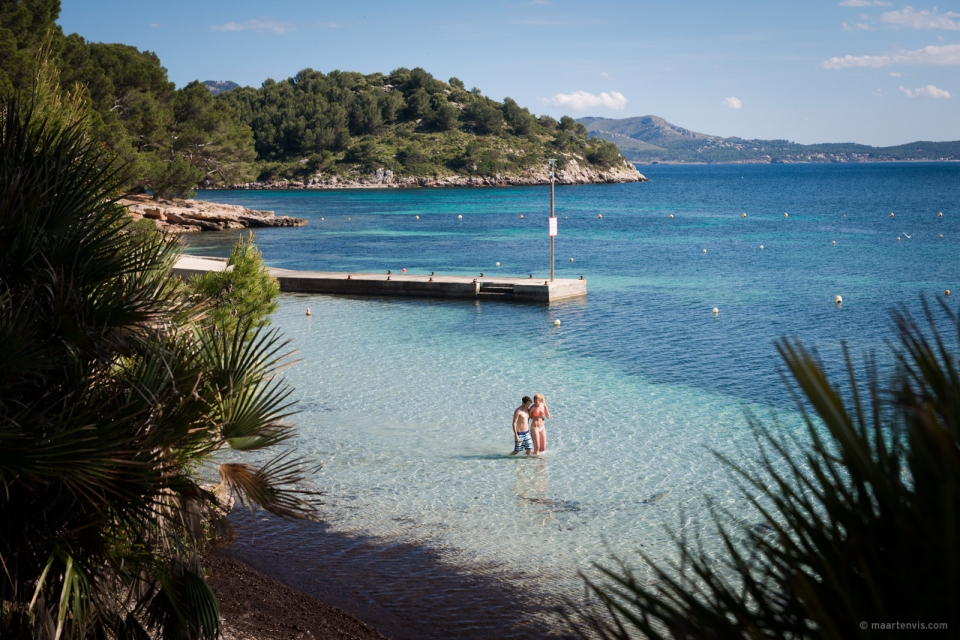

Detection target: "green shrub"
[587, 140, 623, 168]
[188, 233, 280, 339]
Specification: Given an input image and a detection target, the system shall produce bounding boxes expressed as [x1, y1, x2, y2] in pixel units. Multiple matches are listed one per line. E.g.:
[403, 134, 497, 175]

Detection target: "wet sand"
[206, 550, 386, 640]
[220, 509, 577, 640]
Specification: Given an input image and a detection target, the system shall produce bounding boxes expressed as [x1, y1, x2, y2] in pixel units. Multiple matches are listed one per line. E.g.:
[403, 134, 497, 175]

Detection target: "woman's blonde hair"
[533, 393, 545, 404]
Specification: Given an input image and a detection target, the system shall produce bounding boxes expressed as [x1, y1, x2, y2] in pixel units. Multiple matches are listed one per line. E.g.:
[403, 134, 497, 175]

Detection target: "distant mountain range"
[203, 80, 240, 95]
[579, 116, 960, 164]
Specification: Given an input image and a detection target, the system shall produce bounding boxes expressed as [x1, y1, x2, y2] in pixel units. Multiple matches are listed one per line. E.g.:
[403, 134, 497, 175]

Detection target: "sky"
[59, 0, 960, 146]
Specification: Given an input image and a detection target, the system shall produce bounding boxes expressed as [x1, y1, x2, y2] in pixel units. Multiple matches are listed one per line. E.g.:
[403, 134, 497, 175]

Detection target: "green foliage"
[0, 97, 315, 639]
[559, 114, 588, 137]
[429, 93, 459, 131]
[343, 139, 393, 172]
[220, 66, 626, 180]
[153, 154, 202, 198]
[404, 87, 433, 121]
[586, 140, 623, 168]
[188, 233, 280, 339]
[0, 0, 63, 95]
[464, 99, 503, 135]
[0, 6, 256, 195]
[502, 97, 534, 136]
[538, 114, 559, 131]
[350, 90, 384, 134]
[165, 80, 256, 194]
[573, 300, 960, 638]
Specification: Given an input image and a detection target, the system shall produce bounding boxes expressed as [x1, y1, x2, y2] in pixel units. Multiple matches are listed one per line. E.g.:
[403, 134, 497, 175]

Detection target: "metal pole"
[549, 162, 555, 282]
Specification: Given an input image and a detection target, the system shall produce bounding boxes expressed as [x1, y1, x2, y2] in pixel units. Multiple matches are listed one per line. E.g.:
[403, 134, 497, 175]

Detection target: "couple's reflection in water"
[513, 456, 583, 528]
[514, 456, 557, 526]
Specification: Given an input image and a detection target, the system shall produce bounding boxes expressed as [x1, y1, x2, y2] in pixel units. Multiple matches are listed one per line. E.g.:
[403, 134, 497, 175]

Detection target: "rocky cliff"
[228, 159, 646, 190]
[121, 194, 307, 233]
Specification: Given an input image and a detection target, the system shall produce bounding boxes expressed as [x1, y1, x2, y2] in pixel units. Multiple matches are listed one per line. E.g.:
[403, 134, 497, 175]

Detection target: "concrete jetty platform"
[173, 256, 586, 303]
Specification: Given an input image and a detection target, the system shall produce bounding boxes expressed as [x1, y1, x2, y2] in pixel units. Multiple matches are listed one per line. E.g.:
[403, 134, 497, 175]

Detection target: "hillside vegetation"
[218, 68, 626, 184]
[0, 1, 628, 196]
[582, 115, 960, 164]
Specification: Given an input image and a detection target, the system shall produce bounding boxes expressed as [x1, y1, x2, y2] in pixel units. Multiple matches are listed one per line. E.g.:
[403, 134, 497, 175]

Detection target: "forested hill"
[0, 1, 633, 197]
[217, 68, 631, 186]
[581, 115, 960, 164]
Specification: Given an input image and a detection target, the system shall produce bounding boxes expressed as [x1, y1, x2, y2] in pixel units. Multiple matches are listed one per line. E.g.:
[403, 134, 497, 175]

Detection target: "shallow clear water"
[193, 163, 959, 628]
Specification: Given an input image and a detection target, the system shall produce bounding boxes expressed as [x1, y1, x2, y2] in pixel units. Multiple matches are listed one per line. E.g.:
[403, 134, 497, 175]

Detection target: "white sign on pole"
[549, 217, 558, 237]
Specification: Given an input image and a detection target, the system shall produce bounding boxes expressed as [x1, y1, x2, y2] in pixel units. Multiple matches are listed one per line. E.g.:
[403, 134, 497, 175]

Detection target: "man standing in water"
[510, 396, 533, 456]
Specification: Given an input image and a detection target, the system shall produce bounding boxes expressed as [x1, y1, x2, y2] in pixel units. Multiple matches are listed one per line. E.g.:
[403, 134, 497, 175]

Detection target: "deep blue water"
[194, 162, 959, 410]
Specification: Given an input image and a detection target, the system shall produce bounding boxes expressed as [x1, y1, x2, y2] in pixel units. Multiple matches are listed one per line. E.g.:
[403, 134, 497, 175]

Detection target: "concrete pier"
[173, 256, 586, 303]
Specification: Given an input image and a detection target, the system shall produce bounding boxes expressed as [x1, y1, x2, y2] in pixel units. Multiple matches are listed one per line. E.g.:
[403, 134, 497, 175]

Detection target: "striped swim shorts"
[514, 430, 533, 452]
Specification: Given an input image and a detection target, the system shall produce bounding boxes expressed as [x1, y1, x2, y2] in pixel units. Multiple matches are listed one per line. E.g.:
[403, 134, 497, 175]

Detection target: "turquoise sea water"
[193, 163, 958, 636]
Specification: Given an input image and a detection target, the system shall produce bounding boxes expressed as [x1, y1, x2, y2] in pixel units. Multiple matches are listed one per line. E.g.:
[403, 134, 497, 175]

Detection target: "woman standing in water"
[529, 393, 550, 455]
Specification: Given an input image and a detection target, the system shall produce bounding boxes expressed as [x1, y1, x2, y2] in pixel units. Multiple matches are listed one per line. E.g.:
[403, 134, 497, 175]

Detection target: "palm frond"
[1, 95, 319, 639]
[574, 300, 960, 638]
[219, 451, 321, 519]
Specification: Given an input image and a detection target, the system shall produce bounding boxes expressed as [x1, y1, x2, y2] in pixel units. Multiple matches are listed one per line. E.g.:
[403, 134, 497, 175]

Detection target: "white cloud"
[899, 84, 951, 98]
[890, 71, 901, 76]
[843, 21, 872, 30]
[821, 43, 960, 68]
[600, 71, 610, 79]
[722, 96, 743, 109]
[839, 0, 890, 6]
[874, 88, 883, 97]
[541, 90, 628, 111]
[881, 7, 960, 30]
[148, 22, 163, 28]
[212, 19, 297, 33]
[211, 18, 339, 34]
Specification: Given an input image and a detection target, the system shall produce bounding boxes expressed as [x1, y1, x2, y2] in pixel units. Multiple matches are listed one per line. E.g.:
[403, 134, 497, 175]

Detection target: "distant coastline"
[635, 158, 960, 166]
[581, 115, 960, 165]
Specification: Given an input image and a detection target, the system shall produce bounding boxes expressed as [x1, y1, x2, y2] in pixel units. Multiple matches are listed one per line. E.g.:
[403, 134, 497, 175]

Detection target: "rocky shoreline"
[227, 159, 647, 190]
[122, 161, 645, 233]
[121, 194, 307, 233]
